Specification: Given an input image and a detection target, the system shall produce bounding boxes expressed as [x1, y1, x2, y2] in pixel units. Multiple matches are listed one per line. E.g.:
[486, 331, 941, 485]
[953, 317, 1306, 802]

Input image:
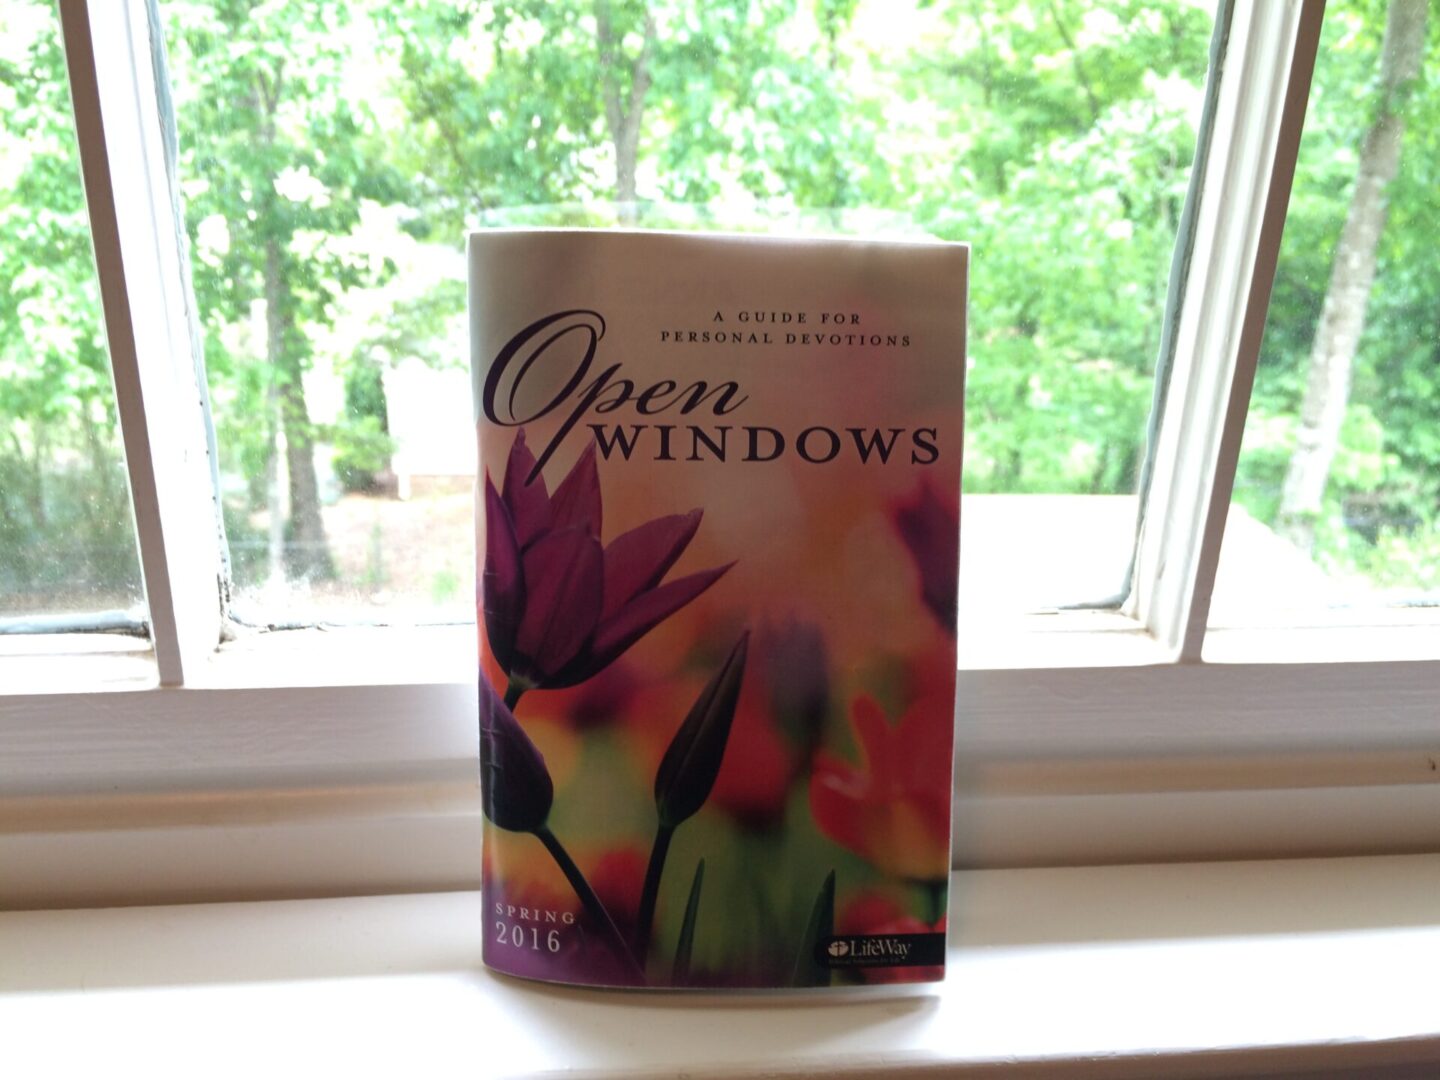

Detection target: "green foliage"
[671, 857, 705, 985]
[429, 567, 461, 604]
[165, 0, 409, 581]
[912, 0, 1212, 495]
[790, 868, 835, 988]
[1238, 0, 1440, 588]
[0, 3, 142, 611]
[333, 359, 394, 492]
[7, 0, 1440, 612]
[1357, 526, 1440, 591]
[332, 414, 395, 493]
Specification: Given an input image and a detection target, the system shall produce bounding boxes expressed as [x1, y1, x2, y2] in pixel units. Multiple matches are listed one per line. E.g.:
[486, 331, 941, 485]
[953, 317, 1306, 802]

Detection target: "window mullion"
[1131, 0, 1325, 661]
[59, 0, 225, 684]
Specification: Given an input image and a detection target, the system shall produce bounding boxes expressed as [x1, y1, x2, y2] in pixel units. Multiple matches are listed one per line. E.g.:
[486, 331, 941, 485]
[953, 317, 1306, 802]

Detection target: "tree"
[909, 0, 1212, 495]
[594, 0, 656, 218]
[165, 0, 400, 582]
[377, 0, 1215, 507]
[1276, 0, 1429, 551]
[378, 0, 877, 231]
[375, 0, 604, 235]
[26, 0, 1440, 613]
[0, 3, 141, 610]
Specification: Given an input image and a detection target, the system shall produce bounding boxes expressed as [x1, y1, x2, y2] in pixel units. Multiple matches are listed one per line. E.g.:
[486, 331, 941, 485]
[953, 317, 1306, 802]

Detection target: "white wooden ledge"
[3, 856, 1439, 1079]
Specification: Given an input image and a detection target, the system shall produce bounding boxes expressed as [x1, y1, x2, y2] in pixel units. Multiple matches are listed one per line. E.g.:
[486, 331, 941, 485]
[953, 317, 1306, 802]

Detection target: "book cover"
[472, 229, 966, 989]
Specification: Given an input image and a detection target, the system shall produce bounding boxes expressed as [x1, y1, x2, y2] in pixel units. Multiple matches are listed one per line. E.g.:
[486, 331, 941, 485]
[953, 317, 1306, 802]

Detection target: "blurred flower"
[553, 662, 643, 732]
[892, 480, 960, 635]
[479, 675, 554, 832]
[901, 637, 960, 707]
[759, 619, 830, 759]
[585, 846, 648, 939]
[836, 890, 909, 936]
[709, 703, 794, 830]
[484, 429, 731, 691]
[711, 620, 830, 830]
[481, 849, 575, 923]
[809, 694, 951, 881]
[837, 891, 946, 984]
[655, 631, 750, 828]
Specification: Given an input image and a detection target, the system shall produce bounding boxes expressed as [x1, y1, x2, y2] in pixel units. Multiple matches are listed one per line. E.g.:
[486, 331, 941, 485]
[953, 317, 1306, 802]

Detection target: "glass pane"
[0, 3, 147, 626]
[160, 0, 1213, 625]
[1213, 0, 1439, 628]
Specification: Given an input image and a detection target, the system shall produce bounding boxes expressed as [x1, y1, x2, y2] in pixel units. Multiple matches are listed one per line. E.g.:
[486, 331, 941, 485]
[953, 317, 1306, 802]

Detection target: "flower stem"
[533, 825, 645, 984]
[920, 878, 946, 925]
[503, 681, 525, 710]
[634, 822, 675, 961]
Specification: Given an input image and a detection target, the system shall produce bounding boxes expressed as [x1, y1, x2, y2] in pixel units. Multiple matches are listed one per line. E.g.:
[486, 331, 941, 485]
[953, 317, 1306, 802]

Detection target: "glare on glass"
[158, 0, 1214, 624]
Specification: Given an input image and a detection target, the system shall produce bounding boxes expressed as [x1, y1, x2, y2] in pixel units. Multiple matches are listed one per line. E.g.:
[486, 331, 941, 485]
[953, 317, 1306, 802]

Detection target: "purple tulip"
[478, 676, 553, 833]
[892, 480, 960, 635]
[483, 429, 732, 693]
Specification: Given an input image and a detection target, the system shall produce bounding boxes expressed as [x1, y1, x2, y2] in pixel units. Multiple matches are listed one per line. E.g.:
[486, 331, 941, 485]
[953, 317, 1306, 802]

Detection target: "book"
[472, 229, 967, 989]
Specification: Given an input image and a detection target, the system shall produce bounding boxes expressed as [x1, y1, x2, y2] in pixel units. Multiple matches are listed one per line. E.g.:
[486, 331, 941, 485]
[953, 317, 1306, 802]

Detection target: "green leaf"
[790, 869, 835, 989]
[671, 858, 705, 986]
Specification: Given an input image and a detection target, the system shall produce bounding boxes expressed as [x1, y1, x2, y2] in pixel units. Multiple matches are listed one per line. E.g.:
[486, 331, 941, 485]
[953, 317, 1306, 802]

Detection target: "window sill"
[4, 856, 1438, 1078]
[0, 633, 156, 694]
[5, 621, 1440, 908]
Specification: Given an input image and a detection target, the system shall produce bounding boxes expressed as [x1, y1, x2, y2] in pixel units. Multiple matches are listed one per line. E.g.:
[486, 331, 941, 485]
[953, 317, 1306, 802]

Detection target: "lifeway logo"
[818, 933, 945, 969]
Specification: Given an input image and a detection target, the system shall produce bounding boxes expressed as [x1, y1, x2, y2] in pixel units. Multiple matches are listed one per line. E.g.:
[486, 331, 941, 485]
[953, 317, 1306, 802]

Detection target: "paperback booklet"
[472, 229, 967, 989]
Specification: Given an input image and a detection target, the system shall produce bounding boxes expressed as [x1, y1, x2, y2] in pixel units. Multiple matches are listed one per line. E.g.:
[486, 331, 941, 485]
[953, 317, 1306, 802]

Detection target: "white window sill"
[5, 856, 1438, 1079]
[6, 622, 1440, 908]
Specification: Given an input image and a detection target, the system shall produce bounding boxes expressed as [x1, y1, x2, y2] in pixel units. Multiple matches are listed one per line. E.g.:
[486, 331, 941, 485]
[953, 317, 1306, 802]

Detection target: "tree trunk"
[1277, 0, 1427, 551]
[282, 371, 331, 580]
[264, 238, 333, 581]
[264, 369, 285, 589]
[595, 2, 656, 222]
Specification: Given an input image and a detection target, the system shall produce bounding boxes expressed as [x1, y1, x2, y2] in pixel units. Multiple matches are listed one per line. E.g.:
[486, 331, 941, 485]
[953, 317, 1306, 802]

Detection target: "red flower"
[585, 847, 648, 940]
[809, 695, 951, 880]
[709, 697, 796, 829]
[836, 891, 908, 936]
[711, 620, 831, 830]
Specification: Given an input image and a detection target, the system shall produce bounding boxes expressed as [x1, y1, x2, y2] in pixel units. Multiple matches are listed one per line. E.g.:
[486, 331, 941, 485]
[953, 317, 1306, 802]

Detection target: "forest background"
[2, 0, 1436, 621]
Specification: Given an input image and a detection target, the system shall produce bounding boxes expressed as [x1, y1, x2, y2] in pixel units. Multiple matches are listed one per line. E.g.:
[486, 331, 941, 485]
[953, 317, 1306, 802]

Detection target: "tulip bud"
[654, 632, 749, 828]
[479, 676, 554, 832]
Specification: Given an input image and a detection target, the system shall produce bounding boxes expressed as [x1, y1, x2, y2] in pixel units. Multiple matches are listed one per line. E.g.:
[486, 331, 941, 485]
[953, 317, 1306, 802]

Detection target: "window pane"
[0, 3, 147, 626]
[1213, 0, 1438, 628]
[160, 0, 1213, 625]
[159, 2, 470, 626]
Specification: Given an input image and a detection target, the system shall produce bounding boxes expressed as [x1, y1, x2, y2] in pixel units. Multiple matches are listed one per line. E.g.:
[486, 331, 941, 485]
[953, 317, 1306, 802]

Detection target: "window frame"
[6, 0, 1440, 908]
[56, 0, 227, 685]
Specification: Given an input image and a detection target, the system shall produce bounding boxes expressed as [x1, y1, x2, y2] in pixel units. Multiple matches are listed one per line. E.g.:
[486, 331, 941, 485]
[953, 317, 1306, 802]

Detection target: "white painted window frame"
[55, 0, 227, 685]
[5, 0, 1438, 908]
